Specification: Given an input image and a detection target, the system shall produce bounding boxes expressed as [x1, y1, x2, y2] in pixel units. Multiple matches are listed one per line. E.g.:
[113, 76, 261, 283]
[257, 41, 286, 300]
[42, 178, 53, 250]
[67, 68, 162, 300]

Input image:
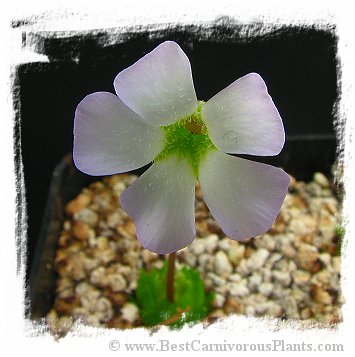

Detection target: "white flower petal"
[73, 92, 164, 175]
[199, 150, 290, 240]
[114, 41, 198, 126]
[202, 73, 285, 156]
[120, 155, 196, 254]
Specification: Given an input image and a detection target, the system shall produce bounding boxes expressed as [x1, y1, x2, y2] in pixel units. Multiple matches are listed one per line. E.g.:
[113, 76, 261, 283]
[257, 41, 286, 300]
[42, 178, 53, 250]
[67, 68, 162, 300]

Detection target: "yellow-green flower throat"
[155, 101, 216, 177]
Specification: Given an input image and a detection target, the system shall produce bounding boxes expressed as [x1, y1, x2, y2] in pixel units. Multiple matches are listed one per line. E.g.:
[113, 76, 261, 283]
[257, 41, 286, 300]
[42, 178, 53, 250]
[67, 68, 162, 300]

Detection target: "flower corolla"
[74, 41, 290, 254]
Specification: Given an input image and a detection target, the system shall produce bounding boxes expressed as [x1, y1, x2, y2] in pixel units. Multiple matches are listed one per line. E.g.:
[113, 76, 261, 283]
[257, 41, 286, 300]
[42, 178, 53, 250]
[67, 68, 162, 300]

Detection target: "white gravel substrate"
[47, 171, 342, 335]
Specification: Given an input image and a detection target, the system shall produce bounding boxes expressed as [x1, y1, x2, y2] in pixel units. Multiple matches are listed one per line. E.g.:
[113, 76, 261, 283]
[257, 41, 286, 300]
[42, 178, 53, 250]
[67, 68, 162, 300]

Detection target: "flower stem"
[166, 252, 176, 303]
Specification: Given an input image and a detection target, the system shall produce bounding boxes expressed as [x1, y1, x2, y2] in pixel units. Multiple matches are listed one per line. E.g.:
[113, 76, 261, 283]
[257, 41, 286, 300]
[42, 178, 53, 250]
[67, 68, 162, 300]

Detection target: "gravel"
[46, 172, 343, 335]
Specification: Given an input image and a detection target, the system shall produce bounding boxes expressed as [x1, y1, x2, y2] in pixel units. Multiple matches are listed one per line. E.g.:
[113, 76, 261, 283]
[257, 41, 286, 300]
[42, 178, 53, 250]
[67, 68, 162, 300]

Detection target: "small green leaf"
[335, 225, 345, 256]
[133, 261, 214, 328]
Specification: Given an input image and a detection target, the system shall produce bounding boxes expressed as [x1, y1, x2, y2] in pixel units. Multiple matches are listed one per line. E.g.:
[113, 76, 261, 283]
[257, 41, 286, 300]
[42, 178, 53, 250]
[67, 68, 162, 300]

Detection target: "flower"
[73, 41, 290, 254]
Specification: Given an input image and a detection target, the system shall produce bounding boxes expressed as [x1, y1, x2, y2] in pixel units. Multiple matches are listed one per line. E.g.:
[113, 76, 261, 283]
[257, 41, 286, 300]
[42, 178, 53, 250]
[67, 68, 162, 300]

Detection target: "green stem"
[166, 252, 176, 303]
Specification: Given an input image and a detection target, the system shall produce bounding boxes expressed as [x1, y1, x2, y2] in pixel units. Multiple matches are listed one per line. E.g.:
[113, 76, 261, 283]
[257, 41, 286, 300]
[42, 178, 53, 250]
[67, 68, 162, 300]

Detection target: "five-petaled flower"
[73, 41, 290, 254]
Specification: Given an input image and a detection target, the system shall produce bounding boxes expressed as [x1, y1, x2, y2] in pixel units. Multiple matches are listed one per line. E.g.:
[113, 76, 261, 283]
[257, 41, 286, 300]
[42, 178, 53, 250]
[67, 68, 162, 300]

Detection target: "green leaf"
[335, 225, 345, 256]
[134, 261, 214, 328]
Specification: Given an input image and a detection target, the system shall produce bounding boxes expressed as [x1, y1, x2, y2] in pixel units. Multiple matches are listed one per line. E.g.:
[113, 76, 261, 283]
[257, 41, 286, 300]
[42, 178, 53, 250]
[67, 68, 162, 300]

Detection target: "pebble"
[96, 297, 114, 322]
[197, 254, 213, 271]
[267, 252, 283, 266]
[179, 250, 197, 267]
[311, 284, 333, 305]
[292, 270, 311, 287]
[204, 234, 219, 253]
[246, 248, 269, 271]
[271, 284, 289, 299]
[300, 307, 313, 319]
[218, 237, 232, 251]
[235, 258, 250, 276]
[208, 309, 226, 320]
[112, 181, 126, 195]
[56, 253, 86, 281]
[227, 244, 246, 266]
[65, 193, 91, 216]
[82, 256, 100, 272]
[47, 310, 73, 335]
[255, 302, 269, 315]
[248, 273, 262, 292]
[90, 266, 108, 287]
[295, 243, 321, 272]
[254, 234, 276, 251]
[314, 172, 330, 188]
[319, 253, 332, 268]
[274, 259, 289, 272]
[74, 208, 98, 226]
[227, 282, 249, 297]
[288, 260, 297, 272]
[280, 243, 296, 259]
[311, 269, 331, 288]
[141, 250, 159, 265]
[189, 238, 206, 255]
[214, 251, 233, 276]
[72, 307, 90, 320]
[96, 236, 109, 250]
[94, 247, 116, 265]
[72, 220, 91, 241]
[245, 306, 255, 316]
[152, 260, 164, 269]
[57, 286, 74, 300]
[224, 297, 244, 314]
[106, 211, 122, 228]
[318, 209, 337, 241]
[213, 293, 226, 308]
[215, 285, 228, 296]
[206, 272, 226, 287]
[332, 256, 341, 273]
[128, 278, 137, 292]
[107, 273, 127, 292]
[262, 269, 272, 283]
[255, 301, 282, 317]
[121, 303, 139, 323]
[282, 296, 299, 319]
[80, 290, 101, 313]
[228, 273, 242, 283]
[122, 174, 138, 186]
[289, 215, 317, 236]
[306, 182, 323, 197]
[267, 302, 283, 317]
[85, 314, 101, 327]
[272, 270, 292, 287]
[258, 282, 274, 297]
[75, 281, 95, 296]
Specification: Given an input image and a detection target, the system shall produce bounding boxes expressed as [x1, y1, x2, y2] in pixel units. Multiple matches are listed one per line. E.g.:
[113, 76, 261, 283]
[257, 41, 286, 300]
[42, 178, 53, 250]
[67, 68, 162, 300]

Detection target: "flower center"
[184, 118, 204, 134]
[155, 101, 216, 177]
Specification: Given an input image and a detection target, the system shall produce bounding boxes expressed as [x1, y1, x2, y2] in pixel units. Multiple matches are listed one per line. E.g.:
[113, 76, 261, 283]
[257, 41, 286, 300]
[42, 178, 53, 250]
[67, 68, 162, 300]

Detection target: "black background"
[15, 23, 338, 283]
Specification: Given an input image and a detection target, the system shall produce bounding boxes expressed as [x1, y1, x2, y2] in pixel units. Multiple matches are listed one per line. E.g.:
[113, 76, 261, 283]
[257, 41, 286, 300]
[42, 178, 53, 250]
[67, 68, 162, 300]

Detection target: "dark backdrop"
[14, 23, 338, 286]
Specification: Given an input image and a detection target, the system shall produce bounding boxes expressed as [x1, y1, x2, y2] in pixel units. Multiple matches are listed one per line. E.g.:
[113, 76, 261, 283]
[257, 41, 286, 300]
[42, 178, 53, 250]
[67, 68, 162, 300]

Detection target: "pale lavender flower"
[74, 41, 290, 254]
